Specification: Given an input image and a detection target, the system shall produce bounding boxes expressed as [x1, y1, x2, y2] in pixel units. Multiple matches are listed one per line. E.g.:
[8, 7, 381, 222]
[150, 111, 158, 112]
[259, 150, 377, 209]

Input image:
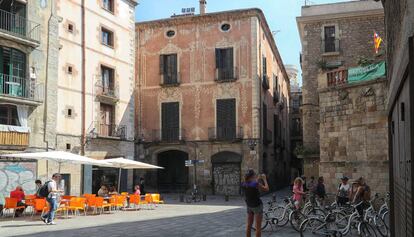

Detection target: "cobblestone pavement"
[0, 189, 327, 237]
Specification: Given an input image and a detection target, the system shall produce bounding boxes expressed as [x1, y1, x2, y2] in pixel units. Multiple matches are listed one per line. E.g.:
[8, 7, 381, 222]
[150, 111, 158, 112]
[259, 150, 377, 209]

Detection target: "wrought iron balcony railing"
[96, 123, 127, 139]
[215, 67, 238, 82]
[152, 128, 185, 143]
[0, 9, 41, 42]
[262, 74, 270, 90]
[208, 126, 243, 141]
[0, 73, 43, 101]
[95, 81, 119, 101]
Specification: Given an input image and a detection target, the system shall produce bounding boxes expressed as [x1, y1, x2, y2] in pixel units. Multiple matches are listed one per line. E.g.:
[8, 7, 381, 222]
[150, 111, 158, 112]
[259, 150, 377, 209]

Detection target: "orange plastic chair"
[3, 198, 25, 218]
[151, 194, 164, 205]
[129, 194, 140, 210]
[32, 198, 46, 217]
[61, 195, 74, 200]
[94, 197, 111, 214]
[142, 194, 155, 210]
[86, 196, 97, 211]
[114, 195, 125, 210]
[24, 194, 37, 214]
[66, 197, 87, 216]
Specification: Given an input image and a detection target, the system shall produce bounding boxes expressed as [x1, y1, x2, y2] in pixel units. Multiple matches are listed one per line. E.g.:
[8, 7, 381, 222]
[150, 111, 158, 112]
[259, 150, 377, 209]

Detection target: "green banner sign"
[348, 61, 386, 83]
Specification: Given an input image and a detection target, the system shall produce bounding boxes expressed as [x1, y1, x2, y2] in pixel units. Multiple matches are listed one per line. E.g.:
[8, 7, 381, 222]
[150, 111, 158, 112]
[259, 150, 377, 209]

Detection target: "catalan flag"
[374, 32, 383, 54]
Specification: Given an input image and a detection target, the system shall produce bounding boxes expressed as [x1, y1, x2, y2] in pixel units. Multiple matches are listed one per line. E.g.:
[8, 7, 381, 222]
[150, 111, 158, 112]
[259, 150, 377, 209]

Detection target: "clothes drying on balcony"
[0, 125, 29, 133]
[0, 104, 28, 132]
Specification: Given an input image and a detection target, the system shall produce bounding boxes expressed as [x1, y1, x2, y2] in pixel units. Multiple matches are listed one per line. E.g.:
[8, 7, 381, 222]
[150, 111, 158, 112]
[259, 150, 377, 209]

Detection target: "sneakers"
[47, 221, 56, 225]
[41, 216, 47, 224]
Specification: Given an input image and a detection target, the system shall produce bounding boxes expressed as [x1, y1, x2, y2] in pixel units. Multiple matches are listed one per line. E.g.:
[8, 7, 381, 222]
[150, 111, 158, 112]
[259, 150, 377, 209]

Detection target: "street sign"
[185, 160, 204, 166]
[250, 150, 257, 155]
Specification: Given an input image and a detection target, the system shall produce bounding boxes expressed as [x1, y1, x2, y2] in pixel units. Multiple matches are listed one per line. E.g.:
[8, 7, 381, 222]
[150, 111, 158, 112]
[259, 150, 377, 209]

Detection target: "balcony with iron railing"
[215, 67, 238, 82]
[208, 126, 243, 141]
[262, 74, 270, 90]
[95, 122, 127, 140]
[152, 128, 185, 143]
[0, 9, 41, 45]
[273, 89, 280, 104]
[95, 82, 119, 103]
[0, 73, 43, 104]
[161, 72, 181, 86]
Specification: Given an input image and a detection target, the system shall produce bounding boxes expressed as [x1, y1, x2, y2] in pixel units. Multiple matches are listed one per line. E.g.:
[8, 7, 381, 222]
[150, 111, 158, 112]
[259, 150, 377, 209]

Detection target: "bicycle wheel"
[290, 210, 307, 232]
[185, 196, 192, 203]
[251, 212, 270, 231]
[305, 207, 326, 219]
[273, 206, 290, 227]
[358, 222, 377, 237]
[374, 215, 388, 237]
[300, 217, 325, 237]
[195, 194, 202, 202]
[381, 210, 389, 229]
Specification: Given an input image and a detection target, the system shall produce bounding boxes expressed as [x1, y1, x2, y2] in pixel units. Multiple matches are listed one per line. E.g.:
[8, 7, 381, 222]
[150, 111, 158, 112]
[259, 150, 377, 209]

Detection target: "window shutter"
[226, 48, 234, 70]
[162, 102, 179, 140]
[159, 55, 165, 75]
[215, 49, 221, 69]
[172, 54, 178, 82]
[216, 99, 236, 139]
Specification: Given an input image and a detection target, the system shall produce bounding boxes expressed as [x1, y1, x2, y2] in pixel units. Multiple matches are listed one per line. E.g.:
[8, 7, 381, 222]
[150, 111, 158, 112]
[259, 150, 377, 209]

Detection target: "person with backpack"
[35, 180, 42, 197]
[40, 173, 62, 225]
[337, 176, 351, 206]
[352, 177, 371, 216]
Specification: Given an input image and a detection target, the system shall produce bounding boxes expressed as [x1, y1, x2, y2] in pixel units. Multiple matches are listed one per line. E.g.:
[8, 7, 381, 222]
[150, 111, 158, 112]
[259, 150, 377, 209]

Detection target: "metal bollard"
[203, 194, 207, 201]
[225, 194, 229, 202]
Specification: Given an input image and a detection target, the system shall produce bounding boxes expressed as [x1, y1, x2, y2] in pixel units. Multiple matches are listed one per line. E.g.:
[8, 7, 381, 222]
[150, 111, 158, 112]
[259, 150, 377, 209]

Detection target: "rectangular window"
[216, 99, 236, 140]
[100, 65, 115, 95]
[99, 103, 115, 137]
[0, 105, 19, 126]
[159, 54, 178, 85]
[67, 109, 72, 117]
[324, 26, 336, 53]
[102, 0, 114, 13]
[68, 24, 74, 33]
[67, 66, 73, 74]
[66, 143, 71, 150]
[161, 102, 180, 141]
[101, 27, 114, 47]
[215, 48, 234, 81]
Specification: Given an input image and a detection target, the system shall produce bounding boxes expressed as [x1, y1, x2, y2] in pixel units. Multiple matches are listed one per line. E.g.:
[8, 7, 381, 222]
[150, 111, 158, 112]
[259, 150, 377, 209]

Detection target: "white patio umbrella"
[0, 151, 112, 173]
[102, 158, 163, 192]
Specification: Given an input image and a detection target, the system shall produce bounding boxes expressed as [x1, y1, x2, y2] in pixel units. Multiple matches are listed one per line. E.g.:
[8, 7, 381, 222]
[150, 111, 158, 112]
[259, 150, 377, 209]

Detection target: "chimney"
[200, 0, 206, 15]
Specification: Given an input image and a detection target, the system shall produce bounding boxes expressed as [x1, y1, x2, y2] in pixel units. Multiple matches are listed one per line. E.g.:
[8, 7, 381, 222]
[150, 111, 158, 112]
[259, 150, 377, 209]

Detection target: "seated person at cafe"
[10, 186, 26, 217]
[108, 186, 119, 195]
[98, 185, 109, 197]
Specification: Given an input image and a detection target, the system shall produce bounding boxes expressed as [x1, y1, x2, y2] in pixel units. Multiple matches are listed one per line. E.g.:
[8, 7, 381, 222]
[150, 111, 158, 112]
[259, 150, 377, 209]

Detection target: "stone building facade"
[286, 65, 303, 178]
[381, 0, 414, 236]
[136, 8, 291, 194]
[0, 0, 59, 203]
[297, 0, 389, 193]
[54, 0, 137, 195]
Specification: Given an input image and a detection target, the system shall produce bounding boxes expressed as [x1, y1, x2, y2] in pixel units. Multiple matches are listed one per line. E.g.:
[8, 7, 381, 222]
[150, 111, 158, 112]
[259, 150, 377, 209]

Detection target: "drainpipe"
[80, 0, 86, 193]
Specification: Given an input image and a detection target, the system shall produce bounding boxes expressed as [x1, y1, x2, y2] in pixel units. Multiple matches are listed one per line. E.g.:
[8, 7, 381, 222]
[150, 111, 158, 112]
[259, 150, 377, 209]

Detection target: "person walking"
[292, 177, 305, 209]
[41, 173, 62, 225]
[139, 177, 145, 195]
[337, 176, 351, 206]
[313, 177, 326, 206]
[35, 180, 42, 196]
[242, 169, 269, 237]
[352, 177, 371, 216]
[307, 176, 316, 192]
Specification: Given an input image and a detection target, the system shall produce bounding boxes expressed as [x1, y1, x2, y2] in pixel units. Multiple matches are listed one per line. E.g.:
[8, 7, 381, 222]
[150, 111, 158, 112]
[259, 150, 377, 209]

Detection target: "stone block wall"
[319, 78, 389, 194]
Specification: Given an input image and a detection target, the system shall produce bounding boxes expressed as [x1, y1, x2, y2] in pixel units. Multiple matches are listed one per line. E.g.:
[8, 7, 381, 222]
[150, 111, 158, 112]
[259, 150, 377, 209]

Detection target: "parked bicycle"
[186, 185, 202, 203]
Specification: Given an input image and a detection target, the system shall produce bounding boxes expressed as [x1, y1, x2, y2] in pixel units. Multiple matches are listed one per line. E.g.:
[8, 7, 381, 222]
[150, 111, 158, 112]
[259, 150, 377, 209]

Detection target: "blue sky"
[135, 0, 353, 85]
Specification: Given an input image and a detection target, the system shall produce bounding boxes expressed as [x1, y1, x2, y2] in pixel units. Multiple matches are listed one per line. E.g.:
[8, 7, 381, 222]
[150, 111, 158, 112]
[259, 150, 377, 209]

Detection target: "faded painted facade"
[136, 9, 290, 194]
[0, 0, 59, 203]
[55, 0, 137, 195]
[297, 1, 389, 193]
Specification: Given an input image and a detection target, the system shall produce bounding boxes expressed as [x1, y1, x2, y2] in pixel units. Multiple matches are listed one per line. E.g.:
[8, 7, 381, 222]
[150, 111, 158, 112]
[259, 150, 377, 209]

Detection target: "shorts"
[247, 203, 263, 215]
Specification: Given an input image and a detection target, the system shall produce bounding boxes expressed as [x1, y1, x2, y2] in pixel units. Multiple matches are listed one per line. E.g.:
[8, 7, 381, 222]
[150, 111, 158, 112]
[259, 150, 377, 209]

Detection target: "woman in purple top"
[242, 169, 269, 237]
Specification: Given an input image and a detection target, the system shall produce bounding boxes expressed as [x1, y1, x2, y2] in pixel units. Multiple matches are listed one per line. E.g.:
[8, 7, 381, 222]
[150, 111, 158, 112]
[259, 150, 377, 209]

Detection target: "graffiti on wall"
[0, 162, 37, 204]
[213, 164, 240, 195]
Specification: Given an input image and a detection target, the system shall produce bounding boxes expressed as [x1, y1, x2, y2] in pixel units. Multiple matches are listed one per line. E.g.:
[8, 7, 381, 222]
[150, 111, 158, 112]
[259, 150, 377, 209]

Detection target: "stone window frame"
[66, 143, 71, 151]
[213, 97, 239, 133]
[99, 24, 117, 49]
[219, 22, 232, 33]
[159, 101, 182, 139]
[100, 0, 116, 15]
[63, 106, 77, 119]
[321, 23, 340, 56]
[159, 49, 181, 84]
[165, 29, 177, 39]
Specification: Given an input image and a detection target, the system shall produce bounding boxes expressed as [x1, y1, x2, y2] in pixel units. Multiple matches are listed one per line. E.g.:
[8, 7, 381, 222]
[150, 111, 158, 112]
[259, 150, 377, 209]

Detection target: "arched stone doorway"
[157, 150, 189, 193]
[211, 151, 242, 195]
